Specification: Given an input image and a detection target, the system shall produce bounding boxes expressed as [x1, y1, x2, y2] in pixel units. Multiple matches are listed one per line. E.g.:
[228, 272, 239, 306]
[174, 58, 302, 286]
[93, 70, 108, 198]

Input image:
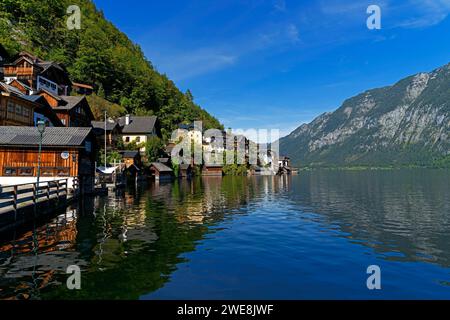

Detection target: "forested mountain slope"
[0, 0, 222, 138]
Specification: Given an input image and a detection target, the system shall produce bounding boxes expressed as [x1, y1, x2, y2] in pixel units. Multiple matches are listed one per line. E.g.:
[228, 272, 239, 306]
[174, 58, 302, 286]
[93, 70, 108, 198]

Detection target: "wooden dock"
[0, 178, 79, 232]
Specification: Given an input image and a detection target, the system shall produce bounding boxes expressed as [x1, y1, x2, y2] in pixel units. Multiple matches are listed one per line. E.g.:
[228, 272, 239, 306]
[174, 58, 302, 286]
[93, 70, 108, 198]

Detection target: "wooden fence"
[0, 178, 79, 214]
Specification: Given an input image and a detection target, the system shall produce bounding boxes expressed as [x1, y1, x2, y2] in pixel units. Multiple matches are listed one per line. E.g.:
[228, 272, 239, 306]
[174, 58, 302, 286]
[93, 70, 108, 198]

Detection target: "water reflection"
[290, 170, 450, 267]
[0, 170, 449, 299]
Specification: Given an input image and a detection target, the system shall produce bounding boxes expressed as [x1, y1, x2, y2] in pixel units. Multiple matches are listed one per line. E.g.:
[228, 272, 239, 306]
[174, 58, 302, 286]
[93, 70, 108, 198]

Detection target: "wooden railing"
[0, 179, 78, 213]
[3, 66, 34, 76]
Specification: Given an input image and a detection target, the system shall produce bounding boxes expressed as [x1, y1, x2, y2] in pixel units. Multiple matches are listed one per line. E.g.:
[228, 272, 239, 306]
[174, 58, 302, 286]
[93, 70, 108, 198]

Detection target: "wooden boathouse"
[0, 126, 96, 193]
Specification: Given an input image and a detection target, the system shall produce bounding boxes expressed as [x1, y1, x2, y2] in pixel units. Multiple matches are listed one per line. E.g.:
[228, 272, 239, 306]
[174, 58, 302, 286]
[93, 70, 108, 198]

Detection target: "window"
[41, 168, 55, 177]
[3, 168, 17, 176]
[85, 141, 92, 153]
[125, 137, 130, 143]
[61, 119, 66, 125]
[136, 136, 141, 143]
[18, 168, 33, 176]
[15, 105, 22, 115]
[23, 107, 30, 117]
[7, 102, 14, 113]
[56, 168, 70, 177]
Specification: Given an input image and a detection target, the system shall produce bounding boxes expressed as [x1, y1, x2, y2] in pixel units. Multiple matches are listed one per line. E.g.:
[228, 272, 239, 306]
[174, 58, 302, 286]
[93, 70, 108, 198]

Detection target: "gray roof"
[121, 150, 139, 158]
[157, 158, 170, 164]
[151, 162, 173, 173]
[0, 82, 24, 96]
[91, 121, 118, 131]
[22, 95, 43, 103]
[0, 127, 92, 147]
[118, 116, 157, 134]
[58, 95, 85, 110]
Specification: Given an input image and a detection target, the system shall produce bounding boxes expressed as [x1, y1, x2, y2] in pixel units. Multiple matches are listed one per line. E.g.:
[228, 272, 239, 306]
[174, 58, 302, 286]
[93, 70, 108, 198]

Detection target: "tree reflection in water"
[0, 171, 449, 300]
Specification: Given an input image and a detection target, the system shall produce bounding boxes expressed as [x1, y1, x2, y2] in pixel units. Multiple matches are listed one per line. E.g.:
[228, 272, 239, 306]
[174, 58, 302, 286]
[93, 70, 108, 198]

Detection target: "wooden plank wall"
[0, 148, 79, 177]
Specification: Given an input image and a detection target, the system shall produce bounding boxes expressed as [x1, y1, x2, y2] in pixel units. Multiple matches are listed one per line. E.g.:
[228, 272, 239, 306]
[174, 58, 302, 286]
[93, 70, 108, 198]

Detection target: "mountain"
[280, 63, 450, 168]
[0, 0, 222, 139]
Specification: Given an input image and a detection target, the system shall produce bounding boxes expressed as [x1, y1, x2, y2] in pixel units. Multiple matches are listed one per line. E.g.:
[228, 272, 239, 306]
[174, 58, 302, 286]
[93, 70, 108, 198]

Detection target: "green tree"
[145, 137, 164, 163]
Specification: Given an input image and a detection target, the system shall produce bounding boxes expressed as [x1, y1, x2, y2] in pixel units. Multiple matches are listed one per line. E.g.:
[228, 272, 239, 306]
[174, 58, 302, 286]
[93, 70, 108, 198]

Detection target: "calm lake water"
[0, 169, 449, 300]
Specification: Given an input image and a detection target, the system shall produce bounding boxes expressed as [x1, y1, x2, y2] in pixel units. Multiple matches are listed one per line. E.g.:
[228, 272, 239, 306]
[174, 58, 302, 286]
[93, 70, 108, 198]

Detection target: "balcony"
[3, 67, 34, 77]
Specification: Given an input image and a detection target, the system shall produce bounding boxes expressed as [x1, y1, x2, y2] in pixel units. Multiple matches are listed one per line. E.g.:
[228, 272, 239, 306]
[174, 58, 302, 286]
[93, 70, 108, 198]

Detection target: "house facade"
[0, 126, 96, 192]
[39, 91, 94, 127]
[117, 115, 161, 153]
[3, 52, 72, 96]
[91, 120, 121, 149]
[0, 85, 37, 126]
[72, 82, 94, 95]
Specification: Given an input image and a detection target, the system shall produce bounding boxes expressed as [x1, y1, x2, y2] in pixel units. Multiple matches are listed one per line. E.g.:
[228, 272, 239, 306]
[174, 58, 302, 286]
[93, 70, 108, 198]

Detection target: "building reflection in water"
[1, 170, 447, 299]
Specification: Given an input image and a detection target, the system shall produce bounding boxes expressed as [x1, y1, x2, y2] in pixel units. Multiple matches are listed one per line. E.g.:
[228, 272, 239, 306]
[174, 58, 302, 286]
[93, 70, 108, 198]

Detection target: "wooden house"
[1, 81, 64, 127]
[38, 90, 94, 127]
[117, 115, 161, 153]
[1, 81, 63, 127]
[120, 150, 142, 169]
[8, 78, 33, 95]
[0, 82, 38, 126]
[150, 162, 173, 181]
[3, 51, 72, 95]
[202, 164, 223, 177]
[72, 82, 94, 95]
[0, 126, 96, 193]
[91, 120, 121, 149]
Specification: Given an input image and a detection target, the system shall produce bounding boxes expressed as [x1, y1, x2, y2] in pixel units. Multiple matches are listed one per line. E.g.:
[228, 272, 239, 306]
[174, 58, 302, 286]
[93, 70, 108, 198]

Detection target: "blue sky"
[93, 0, 450, 137]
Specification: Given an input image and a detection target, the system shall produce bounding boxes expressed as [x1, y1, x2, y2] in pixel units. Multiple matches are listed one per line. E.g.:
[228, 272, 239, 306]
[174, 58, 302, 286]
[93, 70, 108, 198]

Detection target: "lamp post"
[104, 110, 107, 169]
[35, 120, 46, 205]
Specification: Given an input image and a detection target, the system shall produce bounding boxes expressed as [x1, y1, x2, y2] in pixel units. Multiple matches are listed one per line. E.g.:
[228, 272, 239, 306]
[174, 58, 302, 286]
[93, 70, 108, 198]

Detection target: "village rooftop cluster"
[0, 45, 293, 196]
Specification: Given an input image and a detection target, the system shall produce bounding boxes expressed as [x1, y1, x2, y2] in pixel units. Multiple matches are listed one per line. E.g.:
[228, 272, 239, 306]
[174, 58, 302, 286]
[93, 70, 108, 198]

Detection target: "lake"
[0, 169, 449, 300]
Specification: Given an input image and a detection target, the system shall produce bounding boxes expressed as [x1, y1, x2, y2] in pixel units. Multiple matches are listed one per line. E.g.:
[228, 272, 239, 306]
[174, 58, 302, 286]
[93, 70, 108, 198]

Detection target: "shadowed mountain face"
[280, 63, 450, 167]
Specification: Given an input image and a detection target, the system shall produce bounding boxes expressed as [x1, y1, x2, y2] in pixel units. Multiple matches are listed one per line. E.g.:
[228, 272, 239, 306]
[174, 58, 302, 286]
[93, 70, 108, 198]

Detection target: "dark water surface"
[0, 169, 449, 300]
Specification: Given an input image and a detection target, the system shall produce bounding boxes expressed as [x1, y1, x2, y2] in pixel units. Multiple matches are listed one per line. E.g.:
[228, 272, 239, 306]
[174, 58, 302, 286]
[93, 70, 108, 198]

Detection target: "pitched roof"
[0, 82, 24, 96]
[121, 150, 139, 158]
[10, 79, 32, 92]
[151, 162, 173, 173]
[157, 158, 170, 164]
[58, 95, 85, 110]
[91, 121, 118, 132]
[0, 127, 92, 147]
[117, 116, 157, 134]
[21, 95, 43, 103]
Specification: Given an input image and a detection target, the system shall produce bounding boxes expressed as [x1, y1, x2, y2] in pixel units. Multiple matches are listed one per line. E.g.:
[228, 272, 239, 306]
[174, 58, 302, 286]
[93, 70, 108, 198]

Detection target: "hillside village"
[0, 45, 292, 195]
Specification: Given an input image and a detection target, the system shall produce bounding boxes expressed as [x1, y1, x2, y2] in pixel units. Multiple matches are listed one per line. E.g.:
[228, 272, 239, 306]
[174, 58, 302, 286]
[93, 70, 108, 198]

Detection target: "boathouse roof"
[121, 150, 140, 158]
[0, 127, 92, 147]
[151, 162, 173, 173]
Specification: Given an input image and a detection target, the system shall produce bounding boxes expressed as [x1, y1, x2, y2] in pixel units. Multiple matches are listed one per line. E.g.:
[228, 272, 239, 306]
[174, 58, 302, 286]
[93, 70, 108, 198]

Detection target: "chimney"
[125, 114, 130, 126]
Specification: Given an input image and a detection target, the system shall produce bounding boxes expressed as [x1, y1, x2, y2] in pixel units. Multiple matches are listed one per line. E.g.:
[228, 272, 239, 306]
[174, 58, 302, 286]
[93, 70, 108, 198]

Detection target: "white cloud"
[153, 49, 237, 81]
[286, 24, 300, 43]
[396, 0, 450, 28]
[273, 0, 287, 12]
